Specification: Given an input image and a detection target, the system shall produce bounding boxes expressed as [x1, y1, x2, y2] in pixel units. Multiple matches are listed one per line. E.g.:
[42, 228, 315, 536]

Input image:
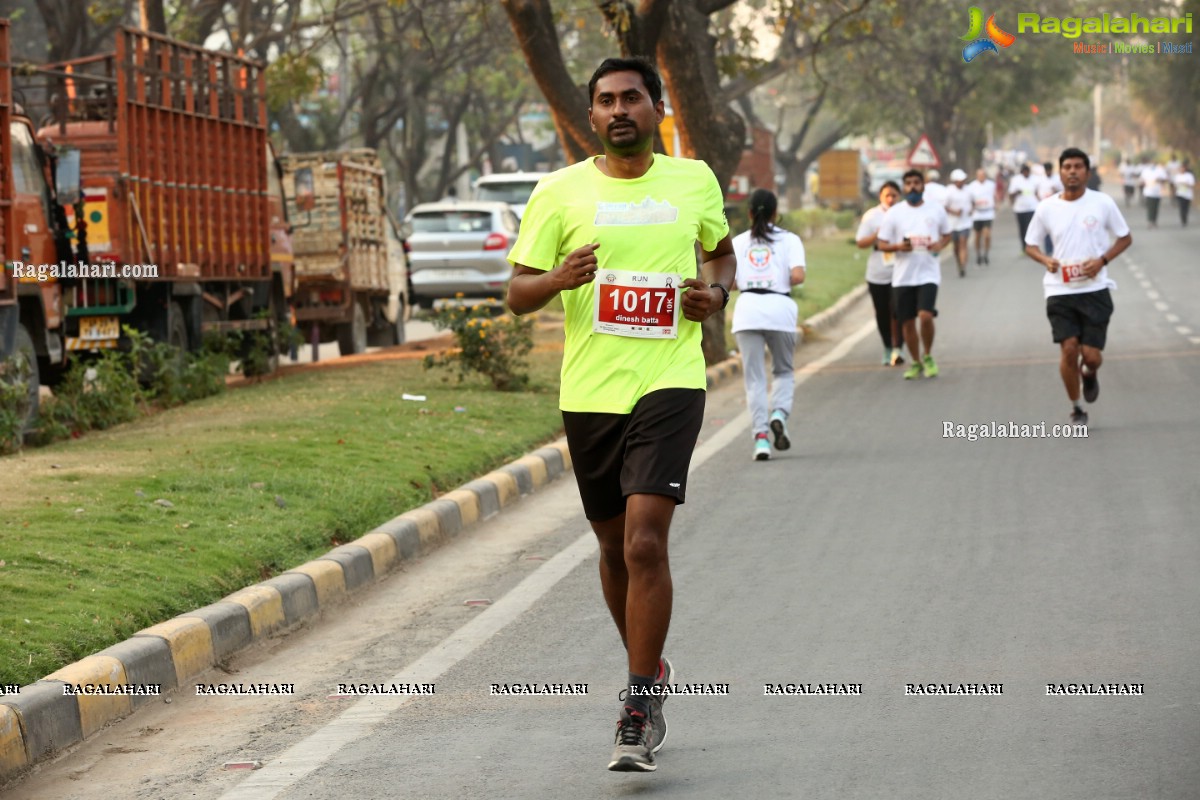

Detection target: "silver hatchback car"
[405, 201, 520, 308]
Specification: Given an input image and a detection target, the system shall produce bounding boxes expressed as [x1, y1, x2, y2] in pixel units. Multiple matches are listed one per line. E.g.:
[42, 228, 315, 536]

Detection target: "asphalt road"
[10, 200, 1199, 800]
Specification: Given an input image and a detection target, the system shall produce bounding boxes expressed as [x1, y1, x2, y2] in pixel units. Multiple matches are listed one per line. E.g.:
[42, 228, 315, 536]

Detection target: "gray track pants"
[735, 329, 796, 436]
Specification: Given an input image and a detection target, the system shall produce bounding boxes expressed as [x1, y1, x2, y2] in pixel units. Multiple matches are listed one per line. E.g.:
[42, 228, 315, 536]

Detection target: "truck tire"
[167, 301, 189, 351]
[1, 325, 41, 442]
[337, 301, 368, 356]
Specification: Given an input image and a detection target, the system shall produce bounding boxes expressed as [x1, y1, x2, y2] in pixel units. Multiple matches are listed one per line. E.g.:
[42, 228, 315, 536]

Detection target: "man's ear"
[587, 106, 596, 133]
[654, 100, 665, 125]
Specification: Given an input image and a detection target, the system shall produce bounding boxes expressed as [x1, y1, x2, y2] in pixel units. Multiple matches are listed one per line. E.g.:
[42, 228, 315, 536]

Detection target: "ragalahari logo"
[961, 7, 1016, 62]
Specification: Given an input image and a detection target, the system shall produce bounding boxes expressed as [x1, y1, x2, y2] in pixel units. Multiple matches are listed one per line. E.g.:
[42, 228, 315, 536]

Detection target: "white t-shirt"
[855, 204, 895, 285]
[1142, 166, 1168, 198]
[923, 181, 948, 209]
[1008, 174, 1039, 213]
[1037, 174, 1063, 200]
[967, 180, 996, 220]
[878, 201, 950, 287]
[1121, 164, 1138, 187]
[1025, 189, 1130, 298]
[944, 185, 973, 231]
[1174, 172, 1195, 201]
[731, 225, 804, 333]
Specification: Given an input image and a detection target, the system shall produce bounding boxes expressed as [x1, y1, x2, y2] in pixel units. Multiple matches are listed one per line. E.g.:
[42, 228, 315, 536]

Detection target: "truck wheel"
[167, 301, 189, 351]
[1, 325, 41, 442]
[337, 301, 368, 356]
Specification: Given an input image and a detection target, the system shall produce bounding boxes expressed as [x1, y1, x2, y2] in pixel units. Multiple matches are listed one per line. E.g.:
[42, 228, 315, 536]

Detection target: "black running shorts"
[973, 219, 993, 231]
[1046, 289, 1113, 349]
[892, 284, 938, 324]
[561, 388, 706, 522]
[951, 229, 970, 242]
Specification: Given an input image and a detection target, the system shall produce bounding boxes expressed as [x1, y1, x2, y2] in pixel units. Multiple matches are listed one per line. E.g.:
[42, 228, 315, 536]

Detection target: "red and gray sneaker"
[649, 656, 675, 753]
[608, 706, 656, 772]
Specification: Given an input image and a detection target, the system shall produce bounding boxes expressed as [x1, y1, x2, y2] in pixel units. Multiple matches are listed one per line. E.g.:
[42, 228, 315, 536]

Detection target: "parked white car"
[473, 172, 547, 219]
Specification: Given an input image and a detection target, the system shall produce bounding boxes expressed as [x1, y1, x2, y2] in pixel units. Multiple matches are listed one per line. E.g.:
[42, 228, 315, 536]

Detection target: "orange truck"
[1, 18, 77, 430]
[280, 149, 407, 356]
[18, 26, 292, 367]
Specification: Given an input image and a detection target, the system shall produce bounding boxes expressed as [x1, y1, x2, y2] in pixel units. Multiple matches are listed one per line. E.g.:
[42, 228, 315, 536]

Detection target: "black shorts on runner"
[952, 229, 970, 243]
[562, 388, 706, 522]
[973, 219, 993, 231]
[893, 284, 938, 324]
[1046, 289, 1114, 350]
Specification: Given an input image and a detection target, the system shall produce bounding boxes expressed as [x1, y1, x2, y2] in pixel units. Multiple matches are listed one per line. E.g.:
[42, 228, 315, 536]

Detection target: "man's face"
[1060, 157, 1089, 189]
[975, 168, 986, 182]
[588, 71, 664, 156]
[903, 175, 924, 195]
[1021, 166, 1030, 178]
[880, 186, 900, 208]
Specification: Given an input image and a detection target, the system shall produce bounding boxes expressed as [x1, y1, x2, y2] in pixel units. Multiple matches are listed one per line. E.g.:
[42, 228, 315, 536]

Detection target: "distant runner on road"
[856, 180, 905, 364]
[1024, 147, 1132, 426]
[732, 189, 806, 461]
[967, 168, 996, 265]
[878, 169, 951, 380]
[506, 56, 734, 774]
[1008, 164, 1039, 255]
[1173, 162, 1193, 227]
[944, 169, 973, 277]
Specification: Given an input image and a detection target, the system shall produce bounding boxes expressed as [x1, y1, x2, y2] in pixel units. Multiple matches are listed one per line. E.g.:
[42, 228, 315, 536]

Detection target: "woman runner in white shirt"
[731, 189, 806, 461]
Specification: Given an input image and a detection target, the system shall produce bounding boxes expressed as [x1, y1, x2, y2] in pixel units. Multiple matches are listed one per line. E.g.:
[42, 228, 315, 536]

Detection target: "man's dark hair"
[1020, 163, 1031, 173]
[1059, 148, 1090, 170]
[880, 180, 901, 194]
[1043, 161, 1053, 172]
[748, 188, 778, 243]
[588, 57, 663, 106]
[902, 169, 925, 183]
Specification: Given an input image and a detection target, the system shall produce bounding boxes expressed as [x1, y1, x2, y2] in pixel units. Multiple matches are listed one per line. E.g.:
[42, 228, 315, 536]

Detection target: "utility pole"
[1093, 84, 1103, 167]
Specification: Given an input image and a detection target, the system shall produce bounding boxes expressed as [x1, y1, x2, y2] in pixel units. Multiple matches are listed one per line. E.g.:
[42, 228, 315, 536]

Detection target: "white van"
[473, 172, 547, 219]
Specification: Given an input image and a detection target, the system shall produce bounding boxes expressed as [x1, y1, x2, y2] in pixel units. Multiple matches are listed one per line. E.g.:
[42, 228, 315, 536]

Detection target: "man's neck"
[597, 150, 654, 180]
[1061, 187, 1085, 201]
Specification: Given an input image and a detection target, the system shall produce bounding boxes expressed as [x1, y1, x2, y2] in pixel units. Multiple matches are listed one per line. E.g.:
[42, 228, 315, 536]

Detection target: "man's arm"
[1080, 233, 1132, 279]
[506, 243, 600, 315]
[681, 233, 735, 322]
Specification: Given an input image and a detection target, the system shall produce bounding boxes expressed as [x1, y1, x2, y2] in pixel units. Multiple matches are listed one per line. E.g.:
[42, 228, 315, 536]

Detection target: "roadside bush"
[0, 351, 34, 454]
[424, 299, 534, 391]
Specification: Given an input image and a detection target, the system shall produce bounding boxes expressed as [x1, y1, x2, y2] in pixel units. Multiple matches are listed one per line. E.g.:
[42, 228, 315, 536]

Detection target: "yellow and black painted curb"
[0, 291, 868, 783]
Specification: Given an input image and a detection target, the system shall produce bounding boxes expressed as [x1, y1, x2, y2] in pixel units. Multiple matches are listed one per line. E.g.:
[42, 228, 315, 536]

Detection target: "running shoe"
[889, 348, 905, 366]
[903, 362, 922, 380]
[753, 433, 771, 461]
[1070, 407, 1089, 426]
[976, 254, 982, 265]
[1081, 368, 1099, 403]
[649, 656, 675, 754]
[769, 410, 791, 451]
[609, 707, 656, 772]
[882, 347, 892, 366]
[984, 254, 990, 265]
[922, 354, 939, 378]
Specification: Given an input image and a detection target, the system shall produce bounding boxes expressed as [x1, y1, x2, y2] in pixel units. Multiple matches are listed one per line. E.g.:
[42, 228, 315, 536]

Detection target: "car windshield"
[476, 182, 539, 205]
[411, 210, 493, 233]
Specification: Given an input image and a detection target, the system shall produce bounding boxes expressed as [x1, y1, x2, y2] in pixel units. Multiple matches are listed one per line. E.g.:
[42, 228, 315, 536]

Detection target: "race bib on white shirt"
[593, 269, 680, 338]
[1060, 261, 1097, 288]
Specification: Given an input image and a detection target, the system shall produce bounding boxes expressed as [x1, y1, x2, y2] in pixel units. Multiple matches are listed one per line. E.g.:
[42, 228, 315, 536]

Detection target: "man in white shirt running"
[1008, 163, 1039, 255]
[966, 168, 996, 265]
[944, 169, 973, 277]
[1024, 147, 1132, 426]
[1142, 161, 1169, 228]
[1172, 162, 1193, 227]
[878, 169, 951, 380]
[923, 168, 948, 209]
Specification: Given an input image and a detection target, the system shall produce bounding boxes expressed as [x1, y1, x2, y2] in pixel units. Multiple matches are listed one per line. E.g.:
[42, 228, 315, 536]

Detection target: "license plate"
[431, 269, 473, 280]
[80, 315, 120, 340]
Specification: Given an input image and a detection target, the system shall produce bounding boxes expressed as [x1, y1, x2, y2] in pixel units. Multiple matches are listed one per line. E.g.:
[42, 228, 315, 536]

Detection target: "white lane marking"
[1146, 290, 1161, 300]
[221, 321, 876, 799]
[1140, 280, 1153, 289]
[1190, 337, 1200, 346]
[1156, 302, 1170, 312]
[1177, 326, 1193, 335]
[1166, 314, 1180, 323]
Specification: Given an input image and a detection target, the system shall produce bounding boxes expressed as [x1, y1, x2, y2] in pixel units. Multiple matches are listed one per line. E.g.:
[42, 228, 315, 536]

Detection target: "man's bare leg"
[592, 513, 629, 647]
[622, 493, 675, 677]
[1060, 338, 1082, 403]
[919, 310, 935, 356]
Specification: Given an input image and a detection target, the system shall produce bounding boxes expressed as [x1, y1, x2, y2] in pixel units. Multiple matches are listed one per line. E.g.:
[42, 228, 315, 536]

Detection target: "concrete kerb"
[0, 292, 863, 784]
[0, 437, 577, 785]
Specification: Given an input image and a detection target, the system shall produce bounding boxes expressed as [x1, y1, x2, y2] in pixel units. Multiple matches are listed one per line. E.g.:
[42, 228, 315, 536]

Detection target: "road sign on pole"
[907, 134, 942, 169]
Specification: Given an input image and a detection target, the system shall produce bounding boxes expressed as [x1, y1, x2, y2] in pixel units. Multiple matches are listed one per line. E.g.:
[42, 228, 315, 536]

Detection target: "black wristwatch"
[709, 282, 730, 310]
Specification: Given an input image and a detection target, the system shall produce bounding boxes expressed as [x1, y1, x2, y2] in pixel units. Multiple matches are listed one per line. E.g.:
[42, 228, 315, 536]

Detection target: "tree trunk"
[139, 0, 168, 34]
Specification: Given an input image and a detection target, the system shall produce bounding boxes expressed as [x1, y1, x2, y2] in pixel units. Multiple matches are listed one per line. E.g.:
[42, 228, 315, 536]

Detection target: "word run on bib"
[593, 269, 680, 339]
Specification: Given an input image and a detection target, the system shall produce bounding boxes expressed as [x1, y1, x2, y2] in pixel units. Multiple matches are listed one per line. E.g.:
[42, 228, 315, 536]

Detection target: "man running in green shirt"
[507, 57, 735, 773]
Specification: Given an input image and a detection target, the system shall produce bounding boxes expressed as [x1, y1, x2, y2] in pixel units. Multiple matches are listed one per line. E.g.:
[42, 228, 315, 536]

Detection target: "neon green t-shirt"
[507, 155, 729, 414]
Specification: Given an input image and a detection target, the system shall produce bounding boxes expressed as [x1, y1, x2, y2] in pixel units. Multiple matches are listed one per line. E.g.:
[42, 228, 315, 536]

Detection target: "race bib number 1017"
[593, 269, 680, 339]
